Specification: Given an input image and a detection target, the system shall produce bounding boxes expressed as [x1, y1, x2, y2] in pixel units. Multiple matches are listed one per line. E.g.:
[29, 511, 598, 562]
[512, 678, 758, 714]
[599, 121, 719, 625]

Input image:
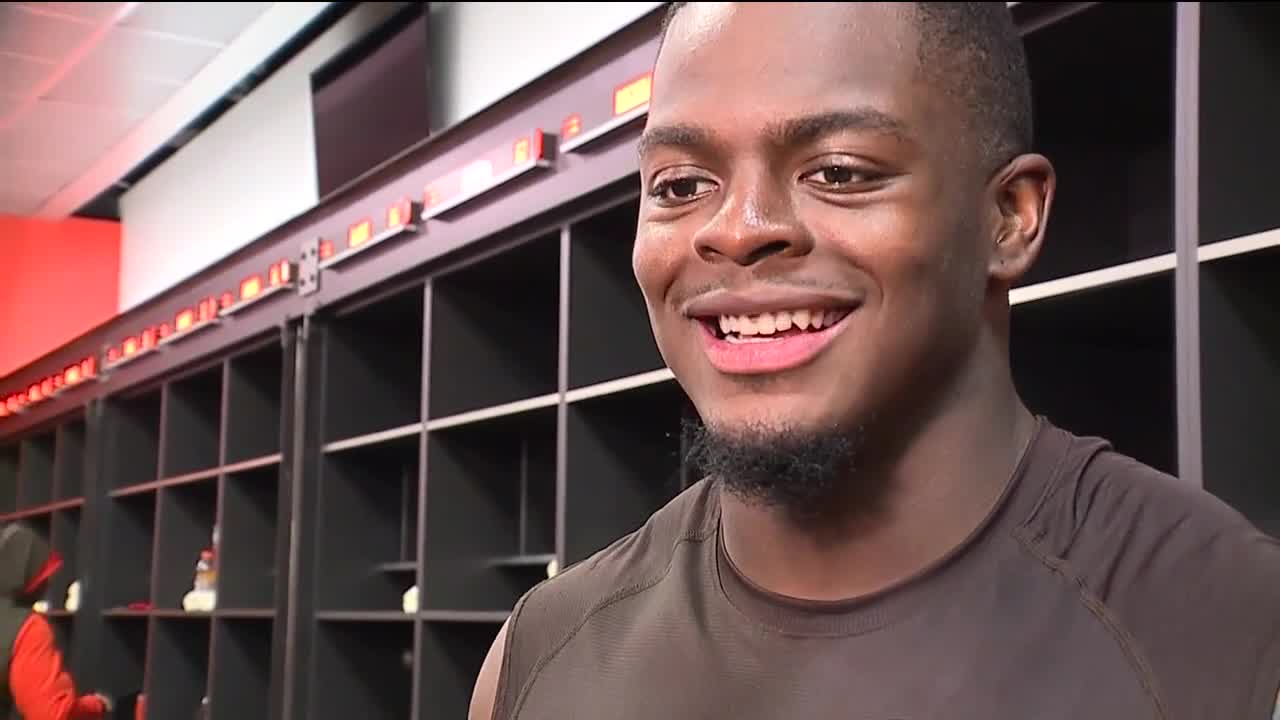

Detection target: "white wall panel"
[117, 2, 405, 311]
[427, 1, 662, 129]
[119, 1, 663, 312]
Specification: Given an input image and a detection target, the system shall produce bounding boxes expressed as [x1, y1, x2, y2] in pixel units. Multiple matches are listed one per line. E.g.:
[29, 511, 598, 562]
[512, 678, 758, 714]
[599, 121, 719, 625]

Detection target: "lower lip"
[695, 312, 854, 375]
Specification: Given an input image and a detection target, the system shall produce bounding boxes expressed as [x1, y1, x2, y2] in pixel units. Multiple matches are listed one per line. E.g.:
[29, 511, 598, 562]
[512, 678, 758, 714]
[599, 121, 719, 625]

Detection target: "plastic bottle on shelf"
[195, 550, 216, 592]
[183, 549, 217, 612]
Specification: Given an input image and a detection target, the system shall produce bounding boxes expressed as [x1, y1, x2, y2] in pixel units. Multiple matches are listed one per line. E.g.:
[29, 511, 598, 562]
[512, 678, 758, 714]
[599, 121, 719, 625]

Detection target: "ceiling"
[0, 1, 337, 220]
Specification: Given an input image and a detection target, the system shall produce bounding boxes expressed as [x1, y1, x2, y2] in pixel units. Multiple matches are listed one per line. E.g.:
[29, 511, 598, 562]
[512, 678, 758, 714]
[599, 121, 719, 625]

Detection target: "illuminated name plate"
[560, 71, 652, 154]
[421, 129, 554, 221]
[0, 356, 97, 420]
[221, 259, 298, 317]
[319, 197, 424, 271]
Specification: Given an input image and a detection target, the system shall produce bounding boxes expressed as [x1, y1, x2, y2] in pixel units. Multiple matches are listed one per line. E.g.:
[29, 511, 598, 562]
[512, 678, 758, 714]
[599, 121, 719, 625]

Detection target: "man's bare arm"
[469, 619, 510, 720]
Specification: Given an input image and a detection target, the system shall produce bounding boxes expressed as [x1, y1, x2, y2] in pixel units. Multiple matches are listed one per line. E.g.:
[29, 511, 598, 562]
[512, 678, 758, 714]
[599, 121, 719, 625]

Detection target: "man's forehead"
[660, 1, 912, 56]
[654, 2, 920, 105]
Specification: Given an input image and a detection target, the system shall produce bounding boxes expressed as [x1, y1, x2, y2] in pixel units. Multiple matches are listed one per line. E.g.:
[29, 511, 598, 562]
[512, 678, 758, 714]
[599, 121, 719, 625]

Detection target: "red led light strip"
[0, 356, 96, 419]
[0, 258, 297, 423]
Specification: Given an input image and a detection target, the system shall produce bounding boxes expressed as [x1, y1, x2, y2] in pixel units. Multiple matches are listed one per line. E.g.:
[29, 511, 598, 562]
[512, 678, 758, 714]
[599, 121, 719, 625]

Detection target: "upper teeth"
[718, 309, 841, 336]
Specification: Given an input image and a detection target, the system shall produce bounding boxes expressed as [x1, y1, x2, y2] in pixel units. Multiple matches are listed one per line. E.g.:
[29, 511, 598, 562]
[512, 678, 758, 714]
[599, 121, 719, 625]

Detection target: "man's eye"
[651, 177, 715, 203]
[805, 165, 864, 187]
[668, 178, 702, 197]
[821, 166, 856, 184]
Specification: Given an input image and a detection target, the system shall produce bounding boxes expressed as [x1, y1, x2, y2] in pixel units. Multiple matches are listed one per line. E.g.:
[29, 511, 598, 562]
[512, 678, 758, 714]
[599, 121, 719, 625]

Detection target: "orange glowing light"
[348, 219, 373, 249]
[387, 199, 411, 229]
[240, 275, 263, 301]
[614, 73, 652, 117]
[562, 114, 582, 139]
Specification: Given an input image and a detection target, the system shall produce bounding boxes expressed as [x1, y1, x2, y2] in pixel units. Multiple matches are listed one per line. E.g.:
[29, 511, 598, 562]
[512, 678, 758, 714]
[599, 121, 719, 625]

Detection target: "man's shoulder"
[1026, 425, 1280, 714]
[1030, 427, 1279, 588]
[500, 479, 720, 665]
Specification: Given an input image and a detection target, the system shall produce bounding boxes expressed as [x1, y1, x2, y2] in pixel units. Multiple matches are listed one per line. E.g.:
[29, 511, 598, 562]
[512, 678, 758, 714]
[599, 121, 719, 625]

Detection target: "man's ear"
[988, 153, 1056, 286]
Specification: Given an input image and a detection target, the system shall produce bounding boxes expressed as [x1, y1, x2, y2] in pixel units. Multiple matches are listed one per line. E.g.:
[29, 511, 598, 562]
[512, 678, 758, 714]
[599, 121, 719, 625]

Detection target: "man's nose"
[691, 175, 813, 266]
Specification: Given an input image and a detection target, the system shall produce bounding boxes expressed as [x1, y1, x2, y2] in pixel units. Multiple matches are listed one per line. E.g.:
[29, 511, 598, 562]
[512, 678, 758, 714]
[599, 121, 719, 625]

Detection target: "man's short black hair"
[658, 2, 1034, 172]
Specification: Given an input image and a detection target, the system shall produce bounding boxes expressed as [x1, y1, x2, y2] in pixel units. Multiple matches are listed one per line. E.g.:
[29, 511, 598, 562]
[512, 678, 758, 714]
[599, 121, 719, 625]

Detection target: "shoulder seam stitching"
[491, 588, 531, 719]
[1011, 526, 1169, 720]
[508, 523, 717, 718]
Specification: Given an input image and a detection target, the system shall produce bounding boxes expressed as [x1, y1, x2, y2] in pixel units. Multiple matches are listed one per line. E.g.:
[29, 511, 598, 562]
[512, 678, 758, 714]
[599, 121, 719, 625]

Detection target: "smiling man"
[469, 3, 1280, 719]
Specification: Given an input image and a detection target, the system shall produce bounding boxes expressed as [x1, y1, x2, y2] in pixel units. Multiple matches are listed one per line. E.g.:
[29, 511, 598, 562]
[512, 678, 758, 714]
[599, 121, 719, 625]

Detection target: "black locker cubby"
[310, 618, 414, 720]
[567, 195, 665, 389]
[428, 231, 562, 419]
[1199, 2, 1280, 247]
[422, 406, 558, 612]
[162, 364, 224, 479]
[154, 480, 219, 610]
[54, 417, 85, 500]
[1011, 270, 1179, 477]
[218, 464, 280, 610]
[209, 617, 275, 720]
[322, 283, 425, 444]
[1199, 246, 1280, 536]
[1019, 1, 1176, 287]
[99, 617, 149, 697]
[416, 619, 505, 720]
[1196, 1, 1280, 536]
[564, 380, 696, 565]
[106, 389, 162, 490]
[315, 432, 420, 613]
[225, 342, 285, 464]
[3, 5, 1277, 719]
[146, 616, 212, 719]
[0, 442, 17, 514]
[18, 430, 55, 509]
[103, 490, 156, 610]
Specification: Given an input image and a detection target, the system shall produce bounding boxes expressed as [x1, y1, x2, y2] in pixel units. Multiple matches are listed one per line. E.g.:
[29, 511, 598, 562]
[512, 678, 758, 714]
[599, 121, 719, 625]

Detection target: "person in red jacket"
[0, 522, 110, 719]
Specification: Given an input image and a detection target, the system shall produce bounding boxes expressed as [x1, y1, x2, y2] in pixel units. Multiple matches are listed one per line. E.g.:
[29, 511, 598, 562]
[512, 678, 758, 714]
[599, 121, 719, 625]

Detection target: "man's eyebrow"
[636, 123, 715, 160]
[763, 108, 911, 147]
[636, 108, 912, 161]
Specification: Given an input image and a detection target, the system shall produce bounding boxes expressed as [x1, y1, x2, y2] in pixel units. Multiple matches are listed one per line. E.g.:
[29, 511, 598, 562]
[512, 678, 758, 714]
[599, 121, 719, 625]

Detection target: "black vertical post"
[280, 315, 323, 720]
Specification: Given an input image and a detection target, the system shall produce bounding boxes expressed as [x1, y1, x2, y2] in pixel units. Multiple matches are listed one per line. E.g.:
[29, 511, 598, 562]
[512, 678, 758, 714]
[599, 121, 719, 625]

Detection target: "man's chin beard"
[682, 416, 880, 523]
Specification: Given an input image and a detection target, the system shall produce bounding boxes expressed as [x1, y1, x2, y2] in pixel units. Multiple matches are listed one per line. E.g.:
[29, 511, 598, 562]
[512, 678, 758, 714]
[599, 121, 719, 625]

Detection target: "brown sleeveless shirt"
[492, 420, 1280, 719]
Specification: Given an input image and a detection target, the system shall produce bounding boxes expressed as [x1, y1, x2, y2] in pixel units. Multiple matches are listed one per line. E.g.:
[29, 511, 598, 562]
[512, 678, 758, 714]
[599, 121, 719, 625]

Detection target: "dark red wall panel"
[0, 214, 121, 379]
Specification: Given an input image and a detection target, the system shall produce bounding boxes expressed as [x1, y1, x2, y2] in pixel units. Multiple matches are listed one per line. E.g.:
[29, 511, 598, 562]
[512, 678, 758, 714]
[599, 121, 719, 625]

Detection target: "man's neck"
[717, 358, 1038, 603]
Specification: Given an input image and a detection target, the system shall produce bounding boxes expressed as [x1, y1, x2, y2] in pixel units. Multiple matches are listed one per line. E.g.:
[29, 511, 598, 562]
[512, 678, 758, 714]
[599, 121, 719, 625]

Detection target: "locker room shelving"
[0, 405, 89, 675]
[1196, 1, 1280, 537]
[89, 332, 291, 720]
[0, 4, 1275, 719]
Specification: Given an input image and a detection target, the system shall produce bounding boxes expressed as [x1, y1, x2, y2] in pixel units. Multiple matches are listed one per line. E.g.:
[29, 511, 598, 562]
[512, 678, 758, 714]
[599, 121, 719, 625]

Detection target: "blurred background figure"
[0, 522, 111, 720]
